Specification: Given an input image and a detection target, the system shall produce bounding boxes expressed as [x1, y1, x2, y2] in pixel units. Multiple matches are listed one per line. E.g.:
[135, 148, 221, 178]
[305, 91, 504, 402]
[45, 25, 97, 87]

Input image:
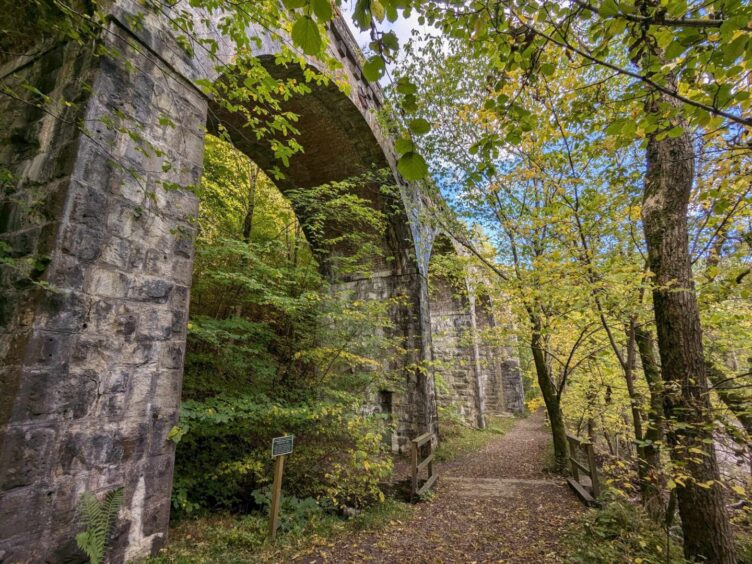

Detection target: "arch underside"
[207, 57, 414, 280]
[208, 58, 389, 191]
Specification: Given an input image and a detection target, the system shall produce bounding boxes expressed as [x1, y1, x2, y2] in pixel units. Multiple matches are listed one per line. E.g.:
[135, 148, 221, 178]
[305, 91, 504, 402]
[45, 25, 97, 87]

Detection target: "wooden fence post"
[586, 442, 600, 499]
[567, 436, 579, 482]
[411, 440, 419, 499]
[410, 432, 438, 499]
[268, 454, 285, 540]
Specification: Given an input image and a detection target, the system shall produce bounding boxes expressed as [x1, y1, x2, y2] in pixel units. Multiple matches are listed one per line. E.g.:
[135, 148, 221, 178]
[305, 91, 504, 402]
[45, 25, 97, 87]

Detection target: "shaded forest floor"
[292, 411, 584, 563]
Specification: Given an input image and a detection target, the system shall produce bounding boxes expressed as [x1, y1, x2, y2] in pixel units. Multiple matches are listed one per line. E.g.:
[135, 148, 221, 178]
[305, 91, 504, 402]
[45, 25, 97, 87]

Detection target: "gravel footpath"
[293, 411, 584, 563]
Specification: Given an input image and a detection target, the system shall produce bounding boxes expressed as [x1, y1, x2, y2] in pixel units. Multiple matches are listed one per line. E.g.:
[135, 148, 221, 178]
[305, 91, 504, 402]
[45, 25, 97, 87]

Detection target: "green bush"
[564, 493, 686, 564]
[171, 393, 393, 516]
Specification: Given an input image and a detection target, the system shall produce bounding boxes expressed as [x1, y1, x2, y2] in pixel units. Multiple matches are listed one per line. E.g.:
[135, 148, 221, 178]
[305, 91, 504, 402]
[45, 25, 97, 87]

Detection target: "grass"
[434, 415, 516, 462]
[143, 498, 412, 563]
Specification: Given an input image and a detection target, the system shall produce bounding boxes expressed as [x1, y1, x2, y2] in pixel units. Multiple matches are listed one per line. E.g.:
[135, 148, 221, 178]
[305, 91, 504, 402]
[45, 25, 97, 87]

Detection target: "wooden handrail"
[566, 433, 601, 505]
[413, 432, 433, 447]
[411, 432, 437, 499]
[416, 453, 434, 472]
[566, 433, 592, 447]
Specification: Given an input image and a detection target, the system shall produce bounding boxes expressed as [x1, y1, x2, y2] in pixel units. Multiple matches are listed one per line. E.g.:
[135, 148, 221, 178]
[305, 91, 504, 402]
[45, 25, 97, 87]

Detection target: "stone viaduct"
[0, 2, 524, 561]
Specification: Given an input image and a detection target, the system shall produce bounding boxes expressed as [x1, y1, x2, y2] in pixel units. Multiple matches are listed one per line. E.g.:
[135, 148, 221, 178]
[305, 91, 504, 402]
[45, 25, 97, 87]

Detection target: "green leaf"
[664, 40, 686, 59]
[397, 152, 428, 180]
[408, 118, 431, 135]
[282, 0, 307, 9]
[381, 31, 399, 52]
[291, 16, 322, 55]
[505, 130, 522, 145]
[311, 0, 333, 21]
[395, 137, 414, 154]
[599, 0, 620, 17]
[396, 77, 417, 95]
[371, 0, 385, 22]
[362, 56, 386, 82]
[402, 93, 418, 112]
[386, 3, 398, 22]
[353, 0, 372, 29]
[605, 117, 637, 139]
[539, 62, 555, 76]
[723, 34, 747, 63]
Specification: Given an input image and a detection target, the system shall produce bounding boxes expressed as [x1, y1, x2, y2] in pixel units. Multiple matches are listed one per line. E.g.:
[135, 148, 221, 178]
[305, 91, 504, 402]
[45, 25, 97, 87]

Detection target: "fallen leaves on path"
[295, 412, 584, 563]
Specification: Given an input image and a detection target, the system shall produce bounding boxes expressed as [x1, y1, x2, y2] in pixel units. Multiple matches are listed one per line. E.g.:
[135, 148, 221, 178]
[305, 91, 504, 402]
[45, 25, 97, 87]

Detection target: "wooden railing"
[411, 432, 438, 499]
[566, 434, 601, 506]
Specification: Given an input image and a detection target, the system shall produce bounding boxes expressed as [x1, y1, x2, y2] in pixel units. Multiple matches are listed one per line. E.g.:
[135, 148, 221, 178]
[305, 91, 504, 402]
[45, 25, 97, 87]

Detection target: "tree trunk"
[623, 321, 662, 514]
[635, 326, 666, 520]
[242, 164, 259, 243]
[641, 92, 736, 563]
[624, 322, 644, 444]
[530, 318, 568, 472]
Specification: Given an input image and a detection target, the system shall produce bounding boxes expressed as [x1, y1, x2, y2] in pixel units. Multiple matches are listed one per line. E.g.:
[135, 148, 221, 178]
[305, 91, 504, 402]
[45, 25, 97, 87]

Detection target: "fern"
[75, 487, 124, 564]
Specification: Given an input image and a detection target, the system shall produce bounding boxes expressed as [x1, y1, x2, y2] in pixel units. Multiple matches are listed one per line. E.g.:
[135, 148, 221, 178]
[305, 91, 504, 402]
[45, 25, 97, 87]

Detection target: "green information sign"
[271, 435, 294, 458]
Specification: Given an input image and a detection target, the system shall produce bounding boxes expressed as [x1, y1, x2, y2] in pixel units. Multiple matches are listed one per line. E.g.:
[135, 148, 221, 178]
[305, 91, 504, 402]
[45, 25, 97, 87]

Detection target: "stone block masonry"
[0, 22, 206, 562]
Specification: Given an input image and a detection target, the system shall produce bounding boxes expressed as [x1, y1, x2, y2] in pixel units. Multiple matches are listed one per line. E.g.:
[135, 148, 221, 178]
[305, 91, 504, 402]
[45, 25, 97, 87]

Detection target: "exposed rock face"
[0, 3, 523, 561]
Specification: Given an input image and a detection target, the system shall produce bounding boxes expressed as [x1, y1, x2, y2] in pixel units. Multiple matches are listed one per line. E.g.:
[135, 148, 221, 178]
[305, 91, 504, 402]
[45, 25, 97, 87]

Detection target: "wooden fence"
[411, 432, 438, 499]
[566, 433, 601, 506]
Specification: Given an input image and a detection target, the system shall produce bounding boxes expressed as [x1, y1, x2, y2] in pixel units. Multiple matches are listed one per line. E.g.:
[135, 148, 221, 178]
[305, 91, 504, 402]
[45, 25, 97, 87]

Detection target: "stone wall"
[429, 275, 482, 424]
[475, 295, 526, 415]
[428, 247, 525, 426]
[334, 270, 436, 452]
[0, 20, 207, 561]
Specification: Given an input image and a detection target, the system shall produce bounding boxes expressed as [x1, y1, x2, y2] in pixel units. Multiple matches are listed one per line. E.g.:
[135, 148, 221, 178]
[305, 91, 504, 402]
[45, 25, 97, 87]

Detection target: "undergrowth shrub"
[564, 492, 686, 564]
[171, 136, 403, 522]
[171, 394, 393, 516]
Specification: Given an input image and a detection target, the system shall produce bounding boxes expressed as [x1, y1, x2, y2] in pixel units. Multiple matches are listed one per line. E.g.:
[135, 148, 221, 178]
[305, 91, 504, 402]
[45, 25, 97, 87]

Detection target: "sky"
[340, 1, 425, 50]
[340, 0, 434, 81]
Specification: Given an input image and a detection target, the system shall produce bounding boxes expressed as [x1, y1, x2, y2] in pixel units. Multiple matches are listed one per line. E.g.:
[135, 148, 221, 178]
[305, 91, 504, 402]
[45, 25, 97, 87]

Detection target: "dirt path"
[295, 412, 584, 563]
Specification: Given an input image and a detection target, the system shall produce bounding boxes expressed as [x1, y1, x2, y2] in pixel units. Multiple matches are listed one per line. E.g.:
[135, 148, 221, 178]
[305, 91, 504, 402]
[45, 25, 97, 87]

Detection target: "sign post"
[268, 435, 294, 541]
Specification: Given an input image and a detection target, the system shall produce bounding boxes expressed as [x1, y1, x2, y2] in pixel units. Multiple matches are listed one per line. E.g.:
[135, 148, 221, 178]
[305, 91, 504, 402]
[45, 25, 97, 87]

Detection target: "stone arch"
[0, 6, 436, 562]
[203, 54, 435, 447]
[427, 232, 526, 429]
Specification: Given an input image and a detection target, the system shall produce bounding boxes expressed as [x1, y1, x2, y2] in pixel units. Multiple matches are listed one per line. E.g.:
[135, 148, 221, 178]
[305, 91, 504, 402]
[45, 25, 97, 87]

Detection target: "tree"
[357, 0, 750, 557]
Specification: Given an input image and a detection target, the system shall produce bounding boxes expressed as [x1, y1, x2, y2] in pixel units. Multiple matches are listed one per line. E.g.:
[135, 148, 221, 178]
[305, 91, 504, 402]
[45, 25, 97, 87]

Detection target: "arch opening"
[170, 55, 433, 512]
[201, 57, 433, 446]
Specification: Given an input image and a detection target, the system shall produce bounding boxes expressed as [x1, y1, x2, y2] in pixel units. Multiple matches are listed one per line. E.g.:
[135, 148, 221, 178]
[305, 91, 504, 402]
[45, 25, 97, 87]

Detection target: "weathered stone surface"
[429, 239, 526, 426]
[0, 19, 205, 561]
